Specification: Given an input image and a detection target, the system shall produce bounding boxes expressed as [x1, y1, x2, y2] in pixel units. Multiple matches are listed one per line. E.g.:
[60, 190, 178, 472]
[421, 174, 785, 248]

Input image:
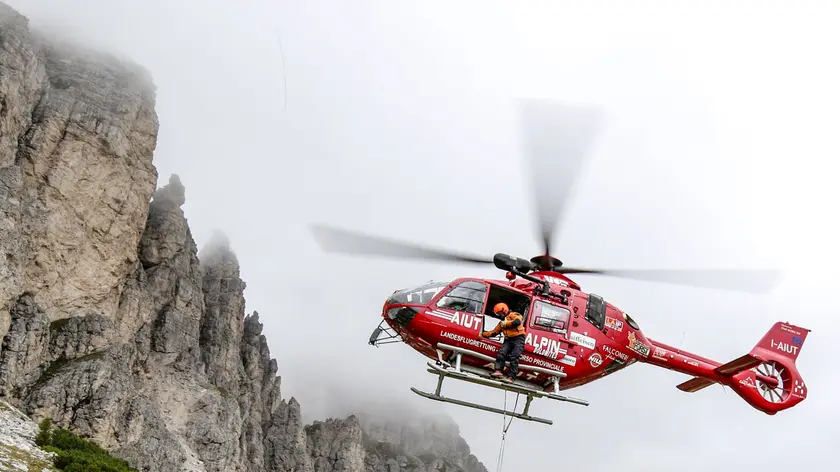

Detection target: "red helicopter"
[309, 99, 810, 425]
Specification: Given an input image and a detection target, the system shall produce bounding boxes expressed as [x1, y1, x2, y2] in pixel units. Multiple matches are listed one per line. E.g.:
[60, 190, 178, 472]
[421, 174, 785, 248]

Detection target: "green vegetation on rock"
[35, 419, 137, 472]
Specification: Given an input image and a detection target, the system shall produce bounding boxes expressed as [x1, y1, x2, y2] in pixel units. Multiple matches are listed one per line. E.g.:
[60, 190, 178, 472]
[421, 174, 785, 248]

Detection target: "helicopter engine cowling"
[493, 253, 535, 273]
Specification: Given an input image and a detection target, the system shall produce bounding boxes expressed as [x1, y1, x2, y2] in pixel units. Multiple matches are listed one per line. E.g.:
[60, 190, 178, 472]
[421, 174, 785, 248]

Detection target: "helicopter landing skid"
[410, 345, 589, 425]
[410, 385, 551, 425]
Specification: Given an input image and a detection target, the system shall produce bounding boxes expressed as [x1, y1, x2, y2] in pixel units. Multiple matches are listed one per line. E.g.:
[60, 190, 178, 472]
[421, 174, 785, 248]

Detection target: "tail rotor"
[753, 361, 787, 404]
[724, 321, 810, 414]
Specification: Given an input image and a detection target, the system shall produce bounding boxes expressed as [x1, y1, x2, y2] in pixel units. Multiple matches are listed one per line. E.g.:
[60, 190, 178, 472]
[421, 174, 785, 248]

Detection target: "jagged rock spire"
[198, 229, 246, 390]
[150, 174, 186, 209]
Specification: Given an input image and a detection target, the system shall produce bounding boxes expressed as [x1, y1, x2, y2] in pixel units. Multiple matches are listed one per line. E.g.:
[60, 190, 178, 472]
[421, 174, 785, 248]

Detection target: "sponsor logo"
[605, 317, 624, 332]
[652, 347, 668, 361]
[792, 336, 803, 345]
[793, 379, 806, 398]
[588, 353, 603, 368]
[683, 359, 699, 367]
[739, 377, 756, 389]
[770, 339, 799, 356]
[569, 331, 596, 350]
[601, 345, 630, 362]
[627, 332, 651, 357]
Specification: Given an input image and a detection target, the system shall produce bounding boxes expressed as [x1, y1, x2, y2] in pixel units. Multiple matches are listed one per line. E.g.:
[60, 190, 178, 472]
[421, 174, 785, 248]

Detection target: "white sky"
[8, 1, 840, 471]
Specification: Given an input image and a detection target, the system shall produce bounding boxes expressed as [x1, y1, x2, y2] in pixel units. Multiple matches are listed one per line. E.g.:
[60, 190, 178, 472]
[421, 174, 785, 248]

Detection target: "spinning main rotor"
[310, 98, 780, 294]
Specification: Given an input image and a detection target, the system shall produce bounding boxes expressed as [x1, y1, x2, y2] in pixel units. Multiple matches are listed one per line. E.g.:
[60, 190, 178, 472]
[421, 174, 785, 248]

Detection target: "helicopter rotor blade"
[309, 223, 495, 265]
[516, 98, 604, 257]
[554, 267, 783, 294]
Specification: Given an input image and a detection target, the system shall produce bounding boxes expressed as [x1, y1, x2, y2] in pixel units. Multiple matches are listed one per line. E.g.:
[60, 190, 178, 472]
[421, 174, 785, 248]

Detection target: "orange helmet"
[493, 302, 509, 315]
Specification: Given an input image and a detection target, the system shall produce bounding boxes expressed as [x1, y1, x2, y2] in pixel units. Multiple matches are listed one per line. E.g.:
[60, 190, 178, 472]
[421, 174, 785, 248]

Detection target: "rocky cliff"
[0, 3, 488, 472]
[0, 400, 57, 471]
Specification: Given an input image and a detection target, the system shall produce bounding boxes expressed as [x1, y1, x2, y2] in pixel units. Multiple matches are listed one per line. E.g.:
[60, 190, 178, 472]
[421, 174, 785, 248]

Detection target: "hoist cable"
[495, 387, 520, 472]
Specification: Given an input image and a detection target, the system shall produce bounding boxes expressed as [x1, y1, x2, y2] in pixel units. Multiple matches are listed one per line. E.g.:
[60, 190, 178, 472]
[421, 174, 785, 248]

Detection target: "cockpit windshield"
[387, 279, 452, 305]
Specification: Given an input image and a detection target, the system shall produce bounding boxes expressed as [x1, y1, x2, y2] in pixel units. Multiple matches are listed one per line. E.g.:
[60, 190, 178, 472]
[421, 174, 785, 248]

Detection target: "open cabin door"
[480, 284, 532, 345]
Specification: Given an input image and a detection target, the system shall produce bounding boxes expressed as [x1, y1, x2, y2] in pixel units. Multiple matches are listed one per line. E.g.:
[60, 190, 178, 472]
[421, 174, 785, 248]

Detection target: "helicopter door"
[480, 285, 531, 345]
[433, 280, 489, 334]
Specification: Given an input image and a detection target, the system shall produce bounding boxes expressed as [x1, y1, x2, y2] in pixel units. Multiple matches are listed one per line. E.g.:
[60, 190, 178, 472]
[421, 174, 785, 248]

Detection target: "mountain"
[0, 3, 488, 471]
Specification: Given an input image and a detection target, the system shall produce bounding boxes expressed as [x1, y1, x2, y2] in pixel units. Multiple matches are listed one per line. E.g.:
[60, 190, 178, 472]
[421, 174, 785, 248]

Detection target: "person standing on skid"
[480, 302, 526, 383]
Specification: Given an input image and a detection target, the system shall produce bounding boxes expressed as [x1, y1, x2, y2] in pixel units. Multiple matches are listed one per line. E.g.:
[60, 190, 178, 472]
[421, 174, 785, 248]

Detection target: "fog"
[8, 0, 840, 470]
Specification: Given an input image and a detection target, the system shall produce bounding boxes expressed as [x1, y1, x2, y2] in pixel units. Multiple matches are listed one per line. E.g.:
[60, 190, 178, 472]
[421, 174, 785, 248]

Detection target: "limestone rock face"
[0, 2, 489, 472]
[0, 399, 58, 471]
[0, 294, 51, 399]
[0, 1, 159, 346]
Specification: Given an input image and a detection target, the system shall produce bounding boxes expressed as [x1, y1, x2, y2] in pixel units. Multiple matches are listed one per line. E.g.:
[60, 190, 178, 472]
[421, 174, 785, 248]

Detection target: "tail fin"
[721, 322, 810, 415]
[750, 321, 808, 363]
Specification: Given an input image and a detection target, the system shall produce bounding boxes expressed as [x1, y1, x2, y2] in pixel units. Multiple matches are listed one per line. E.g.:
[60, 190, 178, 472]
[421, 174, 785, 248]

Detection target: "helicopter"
[309, 98, 810, 426]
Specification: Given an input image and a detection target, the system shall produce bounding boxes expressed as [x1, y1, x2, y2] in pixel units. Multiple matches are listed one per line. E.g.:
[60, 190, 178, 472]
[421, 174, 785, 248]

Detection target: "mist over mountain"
[0, 3, 487, 471]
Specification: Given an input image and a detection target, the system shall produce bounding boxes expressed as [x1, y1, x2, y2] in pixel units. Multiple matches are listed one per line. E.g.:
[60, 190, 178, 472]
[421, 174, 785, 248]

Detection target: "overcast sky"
[8, 1, 840, 471]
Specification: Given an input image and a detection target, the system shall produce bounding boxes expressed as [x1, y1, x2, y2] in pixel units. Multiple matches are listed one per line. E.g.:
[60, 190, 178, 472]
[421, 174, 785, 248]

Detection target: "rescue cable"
[495, 390, 519, 472]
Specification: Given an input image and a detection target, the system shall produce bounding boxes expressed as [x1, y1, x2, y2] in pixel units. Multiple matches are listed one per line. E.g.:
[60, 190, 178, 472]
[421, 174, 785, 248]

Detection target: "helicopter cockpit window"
[530, 300, 570, 335]
[387, 280, 449, 305]
[436, 280, 487, 314]
[585, 294, 607, 331]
